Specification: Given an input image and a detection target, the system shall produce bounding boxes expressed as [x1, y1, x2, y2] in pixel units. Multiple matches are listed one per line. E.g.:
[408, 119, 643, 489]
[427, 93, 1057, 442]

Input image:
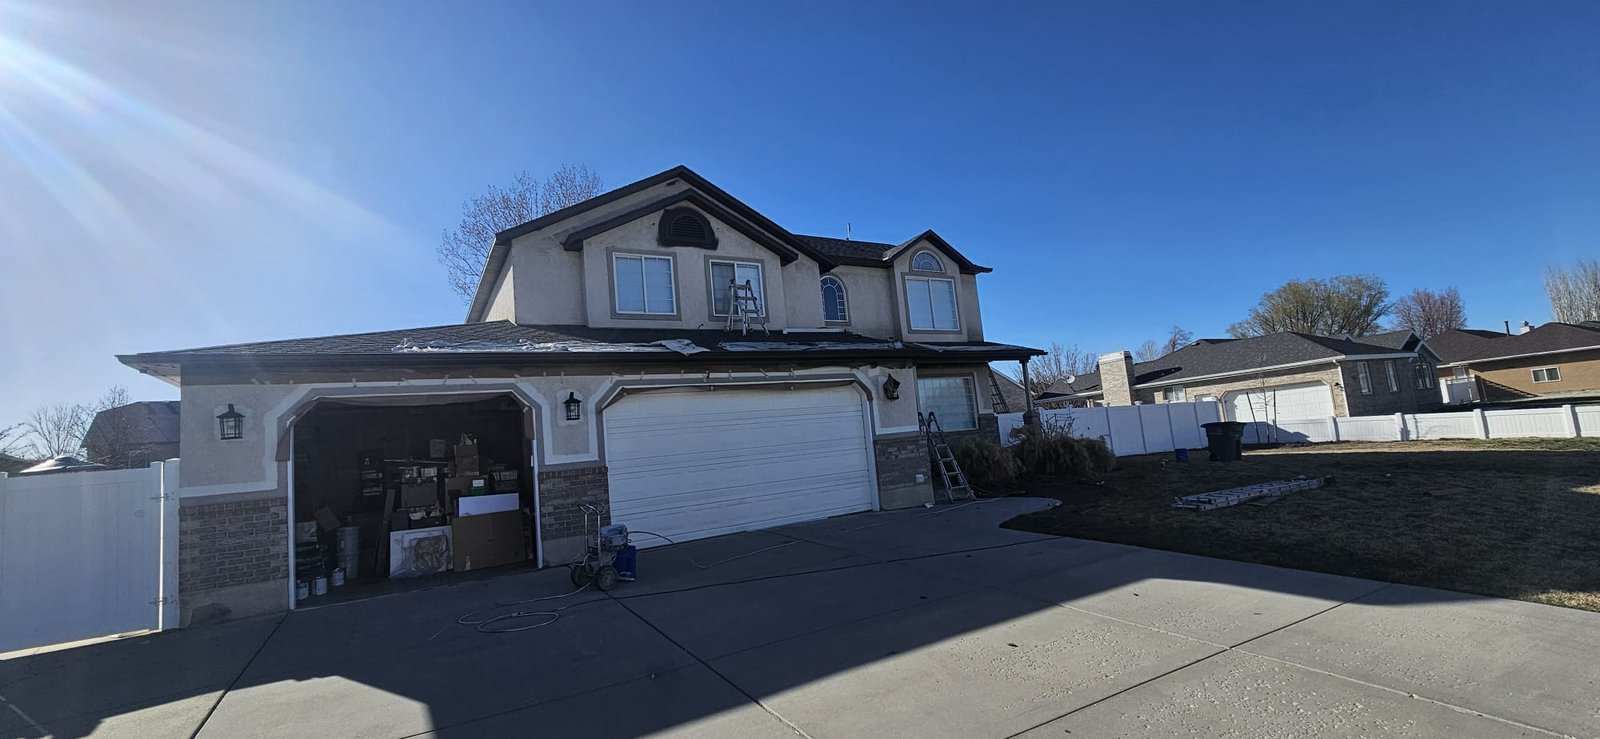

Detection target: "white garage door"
[604, 385, 874, 546]
[1226, 382, 1334, 422]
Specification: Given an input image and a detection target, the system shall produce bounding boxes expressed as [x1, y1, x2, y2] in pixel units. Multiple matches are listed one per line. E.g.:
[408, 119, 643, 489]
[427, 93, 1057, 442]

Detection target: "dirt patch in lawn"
[1003, 438, 1600, 611]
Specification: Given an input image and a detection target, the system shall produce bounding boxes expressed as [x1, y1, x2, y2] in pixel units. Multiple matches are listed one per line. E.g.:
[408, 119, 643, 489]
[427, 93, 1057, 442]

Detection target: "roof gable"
[556, 189, 809, 266]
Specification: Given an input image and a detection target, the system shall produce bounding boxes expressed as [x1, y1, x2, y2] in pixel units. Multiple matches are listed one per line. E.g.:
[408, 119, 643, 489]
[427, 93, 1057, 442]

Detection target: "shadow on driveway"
[2, 498, 1595, 738]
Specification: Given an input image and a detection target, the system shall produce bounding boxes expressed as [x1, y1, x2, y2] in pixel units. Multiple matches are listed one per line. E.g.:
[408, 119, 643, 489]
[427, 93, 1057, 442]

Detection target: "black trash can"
[1201, 421, 1247, 462]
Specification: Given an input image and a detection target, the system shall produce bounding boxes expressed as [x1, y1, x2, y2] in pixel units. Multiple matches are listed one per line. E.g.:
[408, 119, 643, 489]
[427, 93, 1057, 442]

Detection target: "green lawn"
[1003, 438, 1600, 611]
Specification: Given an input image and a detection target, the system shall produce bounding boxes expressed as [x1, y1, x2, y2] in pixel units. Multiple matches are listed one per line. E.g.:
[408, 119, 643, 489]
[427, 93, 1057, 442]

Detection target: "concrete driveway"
[3, 497, 1596, 738]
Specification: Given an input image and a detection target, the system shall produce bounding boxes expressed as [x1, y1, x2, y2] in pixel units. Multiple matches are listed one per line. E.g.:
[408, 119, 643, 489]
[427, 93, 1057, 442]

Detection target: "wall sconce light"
[563, 392, 583, 421]
[881, 375, 901, 400]
[217, 404, 244, 440]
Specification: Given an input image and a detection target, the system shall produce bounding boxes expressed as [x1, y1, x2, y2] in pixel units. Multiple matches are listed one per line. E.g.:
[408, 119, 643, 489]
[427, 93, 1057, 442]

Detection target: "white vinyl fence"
[1241, 404, 1600, 444]
[998, 402, 1222, 456]
[0, 461, 179, 653]
[999, 403, 1600, 454]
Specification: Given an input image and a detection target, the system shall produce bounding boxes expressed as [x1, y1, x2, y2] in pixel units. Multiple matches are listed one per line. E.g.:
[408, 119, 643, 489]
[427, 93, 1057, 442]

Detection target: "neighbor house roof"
[119, 321, 1043, 384]
[1425, 329, 1513, 364]
[468, 165, 991, 321]
[84, 401, 181, 457]
[1435, 322, 1600, 366]
[1038, 331, 1423, 401]
[0, 453, 35, 475]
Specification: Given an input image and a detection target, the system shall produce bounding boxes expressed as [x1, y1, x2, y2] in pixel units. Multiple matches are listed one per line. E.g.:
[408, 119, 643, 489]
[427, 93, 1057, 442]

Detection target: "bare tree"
[1133, 339, 1162, 362]
[1011, 342, 1097, 394]
[0, 424, 27, 459]
[22, 402, 93, 459]
[1135, 325, 1194, 361]
[1392, 287, 1467, 339]
[1545, 258, 1600, 324]
[1229, 275, 1392, 338]
[437, 164, 604, 302]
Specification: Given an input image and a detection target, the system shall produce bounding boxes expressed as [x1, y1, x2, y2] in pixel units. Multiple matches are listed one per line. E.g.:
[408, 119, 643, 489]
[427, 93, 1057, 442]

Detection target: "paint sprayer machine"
[569, 503, 636, 591]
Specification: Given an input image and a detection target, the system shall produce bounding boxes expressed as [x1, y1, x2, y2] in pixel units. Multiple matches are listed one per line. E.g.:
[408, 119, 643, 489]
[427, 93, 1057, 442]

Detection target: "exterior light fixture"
[882, 375, 901, 400]
[217, 404, 244, 440]
[563, 392, 582, 421]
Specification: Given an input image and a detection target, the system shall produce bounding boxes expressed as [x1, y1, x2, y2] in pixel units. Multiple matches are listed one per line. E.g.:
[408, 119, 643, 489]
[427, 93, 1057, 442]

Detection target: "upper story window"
[1413, 360, 1434, 389]
[1532, 366, 1561, 383]
[709, 259, 764, 317]
[613, 254, 677, 316]
[1384, 360, 1399, 393]
[1357, 362, 1373, 395]
[658, 208, 717, 249]
[911, 250, 943, 272]
[906, 276, 959, 331]
[820, 276, 848, 323]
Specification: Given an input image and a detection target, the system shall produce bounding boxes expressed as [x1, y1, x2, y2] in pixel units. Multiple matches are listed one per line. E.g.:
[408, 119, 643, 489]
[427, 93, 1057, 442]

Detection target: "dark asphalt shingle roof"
[793, 235, 897, 262]
[119, 321, 1042, 372]
[85, 401, 181, 451]
[1435, 322, 1600, 364]
[1038, 331, 1416, 398]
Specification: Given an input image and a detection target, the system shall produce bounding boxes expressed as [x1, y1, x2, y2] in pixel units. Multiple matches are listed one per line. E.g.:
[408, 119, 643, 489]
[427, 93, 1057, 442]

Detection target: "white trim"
[1441, 344, 1600, 368]
[1532, 366, 1562, 383]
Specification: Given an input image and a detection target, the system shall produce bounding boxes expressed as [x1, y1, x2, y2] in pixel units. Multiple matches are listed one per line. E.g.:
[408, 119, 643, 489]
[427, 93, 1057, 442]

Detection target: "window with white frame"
[820, 276, 848, 322]
[917, 376, 977, 431]
[1532, 366, 1561, 383]
[1163, 386, 1186, 403]
[911, 250, 943, 272]
[1357, 362, 1373, 395]
[906, 277, 959, 330]
[613, 254, 676, 315]
[709, 259, 764, 317]
[1384, 360, 1399, 392]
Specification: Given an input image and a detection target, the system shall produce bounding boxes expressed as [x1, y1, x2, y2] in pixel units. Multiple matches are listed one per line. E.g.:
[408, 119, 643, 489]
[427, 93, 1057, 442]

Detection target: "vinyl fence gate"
[0, 461, 180, 653]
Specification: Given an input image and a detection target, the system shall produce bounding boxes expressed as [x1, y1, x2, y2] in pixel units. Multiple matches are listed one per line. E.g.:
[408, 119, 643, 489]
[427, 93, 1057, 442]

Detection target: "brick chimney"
[1097, 351, 1137, 406]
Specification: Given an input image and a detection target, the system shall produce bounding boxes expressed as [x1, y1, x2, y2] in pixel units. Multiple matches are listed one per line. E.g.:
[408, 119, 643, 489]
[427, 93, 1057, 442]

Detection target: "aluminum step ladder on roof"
[725, 280, 769, 336]
[920, 411, 974, 503]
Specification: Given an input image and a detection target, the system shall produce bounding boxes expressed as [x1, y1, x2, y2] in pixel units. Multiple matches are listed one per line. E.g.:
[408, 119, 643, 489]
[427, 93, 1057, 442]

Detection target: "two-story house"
[119, 165, 1040, 622]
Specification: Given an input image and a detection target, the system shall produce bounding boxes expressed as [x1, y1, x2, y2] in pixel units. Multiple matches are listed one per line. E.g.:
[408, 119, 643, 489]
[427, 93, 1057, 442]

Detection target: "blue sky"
[2, 0, 1597, 425]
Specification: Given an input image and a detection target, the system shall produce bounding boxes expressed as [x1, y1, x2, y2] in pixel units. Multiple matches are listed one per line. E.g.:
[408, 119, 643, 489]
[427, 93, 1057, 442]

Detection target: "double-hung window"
[1414, 360, 1434, 389]
[613, 254, 676, 315]
[1163, 386, 1187, 403]
[1357, 362, 1373, 395]
[917, 376, 977, 430]
[709, 259, 764, 317]
[906, 277, 958, 330]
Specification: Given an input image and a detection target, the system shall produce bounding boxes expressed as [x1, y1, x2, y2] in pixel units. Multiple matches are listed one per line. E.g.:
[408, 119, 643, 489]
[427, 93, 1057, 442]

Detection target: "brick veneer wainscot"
[537, 466, 610, 541]
[179, 497, 288, 593]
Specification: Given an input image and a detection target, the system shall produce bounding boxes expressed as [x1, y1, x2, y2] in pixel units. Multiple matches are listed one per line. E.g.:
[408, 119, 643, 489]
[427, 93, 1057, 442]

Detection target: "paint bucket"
[296, 580, 309, 601]
[336, 526, 361, 579]
[312, 576, 328, 596]
[331, 567, 346, 587]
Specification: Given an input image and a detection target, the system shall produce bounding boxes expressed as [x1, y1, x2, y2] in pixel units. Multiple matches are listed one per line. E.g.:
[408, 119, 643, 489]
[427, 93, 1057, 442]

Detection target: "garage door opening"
[603, 384, 875, 547]
[290, 394, 535, 606]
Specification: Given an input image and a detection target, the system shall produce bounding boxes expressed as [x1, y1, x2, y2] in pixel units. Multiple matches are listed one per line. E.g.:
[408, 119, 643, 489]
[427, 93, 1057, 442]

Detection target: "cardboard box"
[389, 526, 453, 578]
[451, 511, 525, 571]
[454, 439, 479, 475]
[399, 480, 438, 508]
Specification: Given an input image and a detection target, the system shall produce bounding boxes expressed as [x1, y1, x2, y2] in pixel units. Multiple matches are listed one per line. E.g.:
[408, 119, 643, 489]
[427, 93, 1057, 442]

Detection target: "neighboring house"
[0, 453, 35, 475]
[1432, 321, 1600, 405]
[118, 164, 1040, 623]
[84, 400, 181, 468]
[1037, 330, 1441, 421]
[987, 367, 1029, 414]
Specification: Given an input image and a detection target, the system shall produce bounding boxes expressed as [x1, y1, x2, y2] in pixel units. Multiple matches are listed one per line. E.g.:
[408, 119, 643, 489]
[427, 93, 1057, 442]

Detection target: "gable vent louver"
[657, 207, 718, 248]
[669, 214, 708, 241]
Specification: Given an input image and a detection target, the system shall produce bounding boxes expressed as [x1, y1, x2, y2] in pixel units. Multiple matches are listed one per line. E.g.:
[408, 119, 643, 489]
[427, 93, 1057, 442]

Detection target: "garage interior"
[290, 394, 533, 605]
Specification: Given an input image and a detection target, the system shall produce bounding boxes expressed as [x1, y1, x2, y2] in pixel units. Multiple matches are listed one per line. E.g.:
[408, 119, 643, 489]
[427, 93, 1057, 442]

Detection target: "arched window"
[657, 207, 717, 248]
[821, 276, 848, 323]
[911, 250, 943, 272]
